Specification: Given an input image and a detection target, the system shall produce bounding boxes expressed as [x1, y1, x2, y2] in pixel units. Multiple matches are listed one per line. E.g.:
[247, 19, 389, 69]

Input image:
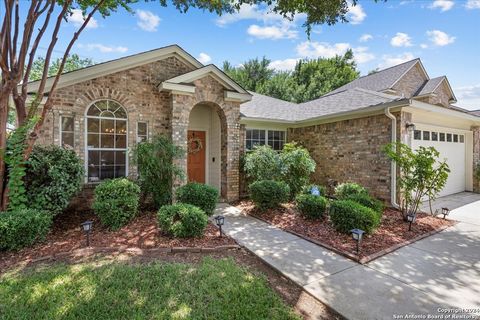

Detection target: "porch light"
[350, 228, 365, 256]
[214, 215, 225, 237]
[407, 213, 416, 231]
[441, 207, 450, 219]
[405, 122, 416, 132]
[81, 220, 93, 247]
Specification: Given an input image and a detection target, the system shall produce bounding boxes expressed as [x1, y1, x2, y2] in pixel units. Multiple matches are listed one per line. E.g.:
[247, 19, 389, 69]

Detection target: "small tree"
[132, 135, 184, 208]
[244, 145, 282, 182]
[280, 142, 316, 198]
[384, 143, 450, 217]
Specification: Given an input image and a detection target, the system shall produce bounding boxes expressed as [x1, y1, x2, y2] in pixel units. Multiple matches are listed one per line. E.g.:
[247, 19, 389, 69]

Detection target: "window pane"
[95, 101, 108, 112]
[88, 151, 100, 167]
[259, 130, 265, 139]
[413, 130, 421, 140]
[246, 130, 252, 140]
[101, 151, 115, 166]
[460, 135, 465, 143]
[87, 118, 99, 133]
[115, 165, 126, 178]
[100, 166, 115, 180]
[62, 133, 74, 148]
[453, 134, 458, 143]
[431, 132, 438, 141]
[87, 106, 100, 116]
[116, 120, 127, 134]
[440, 133, 445, 141]
[115, 151, 126, 165]
[246, 140, 252, 150]
[87, 134, 99, 148]
[115, 135, 126, 148]
[101, 134, 115, 148]
[101, 119, 114, 133]
[253, 130, 259, 139]
[423, 131, 430, 141]
[88, 166, 100, 182]
[61, 117, 74, 131]
[447, 133, 452, 142]
[137, 122, 147, 136]
[115, 107, 127, 119]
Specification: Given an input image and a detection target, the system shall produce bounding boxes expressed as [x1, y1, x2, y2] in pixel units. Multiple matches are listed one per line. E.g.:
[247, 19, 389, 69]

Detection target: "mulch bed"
[237, 200, 455, 261]
[0, 209, 235, 271]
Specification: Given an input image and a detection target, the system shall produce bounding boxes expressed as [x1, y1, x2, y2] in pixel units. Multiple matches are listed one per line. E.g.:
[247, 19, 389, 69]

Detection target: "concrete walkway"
[216, 193, 480, 320]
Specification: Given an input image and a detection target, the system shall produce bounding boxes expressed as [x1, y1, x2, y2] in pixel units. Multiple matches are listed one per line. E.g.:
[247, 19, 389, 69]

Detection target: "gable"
[391, 63, 429, 98]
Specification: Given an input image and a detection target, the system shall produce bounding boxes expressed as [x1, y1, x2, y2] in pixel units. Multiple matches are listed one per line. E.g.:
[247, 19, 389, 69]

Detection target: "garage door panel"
[411, 126, 466, 197]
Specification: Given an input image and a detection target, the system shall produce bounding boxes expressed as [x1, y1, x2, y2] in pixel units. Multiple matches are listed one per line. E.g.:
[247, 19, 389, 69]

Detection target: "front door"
[187, 130, 206, 183]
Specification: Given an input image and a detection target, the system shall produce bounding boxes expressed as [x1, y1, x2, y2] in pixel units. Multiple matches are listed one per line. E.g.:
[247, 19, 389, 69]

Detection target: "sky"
[16, 0, 480, 110]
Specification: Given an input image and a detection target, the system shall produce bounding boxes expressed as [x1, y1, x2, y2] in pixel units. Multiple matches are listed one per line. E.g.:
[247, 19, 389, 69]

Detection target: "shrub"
[345, 193, 385, 217]
[0, 209, 52, 251]
[302, 184, 327, 196]
[296, 194, 327, 219]
[24, 145, 84, 216]
[244, 145, 282, 182]
[157, 204, 208, 238]
[132, 135, 184, 208]
[93, 178, 141, 230]
[330, 200, 381, 234]
[334, 182, 368, 199]
[280, 142, 316, 198]
[176, 183, 219, 216]
[249, 180, 290, 210]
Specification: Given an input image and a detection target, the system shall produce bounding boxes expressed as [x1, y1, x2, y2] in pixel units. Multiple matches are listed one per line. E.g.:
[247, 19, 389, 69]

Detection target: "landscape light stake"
[441, 207, 450, 219]
[350, 229, 365, 259]
[407, 213, 416, 231]
[81, 221, 93, 247]
[214, 215, 225, 237]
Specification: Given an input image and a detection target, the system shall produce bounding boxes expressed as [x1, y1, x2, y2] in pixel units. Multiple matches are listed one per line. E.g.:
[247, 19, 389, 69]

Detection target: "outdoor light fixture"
[441, 207, 450, 219]
[350, 228, 365, 256]
[81, 220, 93, 247]
[214, 215, 225, 237]
[405, 122, 416, 132]
[407, 213, 416, 231]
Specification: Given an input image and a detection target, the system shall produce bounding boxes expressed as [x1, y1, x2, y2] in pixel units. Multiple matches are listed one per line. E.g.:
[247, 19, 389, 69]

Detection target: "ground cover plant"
[0, 258, 300, 320]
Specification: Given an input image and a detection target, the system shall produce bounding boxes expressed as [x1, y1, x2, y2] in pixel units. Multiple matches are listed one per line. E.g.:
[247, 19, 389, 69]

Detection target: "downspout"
[384, 106, 400, 209]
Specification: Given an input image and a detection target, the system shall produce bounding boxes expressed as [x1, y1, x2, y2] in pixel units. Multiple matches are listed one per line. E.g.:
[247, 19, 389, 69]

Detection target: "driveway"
[217, 192, 480, 320]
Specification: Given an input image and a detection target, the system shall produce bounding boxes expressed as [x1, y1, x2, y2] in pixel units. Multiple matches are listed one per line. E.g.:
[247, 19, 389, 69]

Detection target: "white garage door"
[411, 125, 466, 197]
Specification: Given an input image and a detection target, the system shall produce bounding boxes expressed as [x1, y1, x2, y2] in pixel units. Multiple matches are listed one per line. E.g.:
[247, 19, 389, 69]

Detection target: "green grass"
[0, 258, 299, 320]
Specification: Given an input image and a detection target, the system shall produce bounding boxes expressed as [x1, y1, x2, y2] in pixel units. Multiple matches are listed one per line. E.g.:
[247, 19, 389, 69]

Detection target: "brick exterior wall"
[288, 113, 408, 201]
[417, 81, 451, 107]
[392, 64, 427, 98]
[473, 126, 480, 193]
[38, 56, 242, 206]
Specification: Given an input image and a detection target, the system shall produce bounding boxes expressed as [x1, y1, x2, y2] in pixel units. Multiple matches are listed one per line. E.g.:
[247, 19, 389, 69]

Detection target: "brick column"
[472, 126, 480, 193]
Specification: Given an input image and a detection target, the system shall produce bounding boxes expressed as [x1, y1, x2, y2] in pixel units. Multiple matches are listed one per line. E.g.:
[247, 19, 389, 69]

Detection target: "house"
[25, 45, 480, 207]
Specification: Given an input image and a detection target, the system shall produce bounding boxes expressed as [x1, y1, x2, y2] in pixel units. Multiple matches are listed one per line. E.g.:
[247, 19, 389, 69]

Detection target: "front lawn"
[0, 257, 300, 320]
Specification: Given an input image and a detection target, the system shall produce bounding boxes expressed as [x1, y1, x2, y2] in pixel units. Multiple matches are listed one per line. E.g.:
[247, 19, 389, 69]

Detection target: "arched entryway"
[187, 102, 228, 199]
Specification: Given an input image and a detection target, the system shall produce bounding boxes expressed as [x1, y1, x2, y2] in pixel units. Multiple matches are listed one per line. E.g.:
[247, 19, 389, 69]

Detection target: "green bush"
[24, 145, 84, 216]
[334, 182, 368, 199]
[249, 180, 290, 210]
[296, 194, 327, 219]
[176, 183, 219, 216]
[244, 145, 282, 182]
[345, 193, 385, 217]
[93, 178, 141, 230]
[302, 184, 327, 196]
[157, 204, 208, 238]
[0, 209, 52, 251]
[330, 200, 381, 234]
[280, 142, 316, 198]
[132, 135, 184, 208]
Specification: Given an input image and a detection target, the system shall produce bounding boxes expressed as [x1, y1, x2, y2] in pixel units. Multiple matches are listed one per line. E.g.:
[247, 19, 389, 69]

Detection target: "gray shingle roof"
[326, 59, 420, 95]
[470, 110, 480, 117]
[240, 88, 404, 122]
[416, 76, 445, 96]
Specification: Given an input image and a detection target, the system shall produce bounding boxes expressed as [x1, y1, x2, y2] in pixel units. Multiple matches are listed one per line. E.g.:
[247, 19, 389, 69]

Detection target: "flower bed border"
[251, 214, 453, 264]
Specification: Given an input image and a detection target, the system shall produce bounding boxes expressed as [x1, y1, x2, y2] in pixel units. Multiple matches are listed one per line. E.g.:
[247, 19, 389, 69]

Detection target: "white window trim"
[84, 99, 129, 183]
[136, 121, 148, 143]
[59, 115, 74, 148]
[245, 128, 287, 151]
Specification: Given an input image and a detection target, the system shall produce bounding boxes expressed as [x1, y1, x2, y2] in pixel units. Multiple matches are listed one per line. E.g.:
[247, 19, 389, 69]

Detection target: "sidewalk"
[215, 199, 480, 320]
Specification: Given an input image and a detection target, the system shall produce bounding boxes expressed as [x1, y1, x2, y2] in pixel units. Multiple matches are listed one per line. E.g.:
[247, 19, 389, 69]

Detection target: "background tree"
[0, 0, 373, 210]
[223, 50, 360, 103]
[29, 54, 94, 81]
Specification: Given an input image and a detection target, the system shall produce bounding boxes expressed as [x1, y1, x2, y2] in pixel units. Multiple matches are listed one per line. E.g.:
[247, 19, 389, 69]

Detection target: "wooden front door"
[187, 130, 206, 184]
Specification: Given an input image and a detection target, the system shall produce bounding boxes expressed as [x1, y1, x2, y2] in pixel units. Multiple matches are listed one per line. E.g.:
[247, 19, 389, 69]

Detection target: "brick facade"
[392, 64, 427, 98]
[473, 126, 480, 193]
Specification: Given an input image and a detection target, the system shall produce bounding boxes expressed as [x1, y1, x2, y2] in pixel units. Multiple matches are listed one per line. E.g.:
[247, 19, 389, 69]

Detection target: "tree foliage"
[29, 54, 94, 82]
[384, 143, 450, 217]
[223, 50, 359, 103]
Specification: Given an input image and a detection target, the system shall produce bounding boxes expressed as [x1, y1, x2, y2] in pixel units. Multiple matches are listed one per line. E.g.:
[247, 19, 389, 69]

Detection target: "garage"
[411, 124, 467, 197]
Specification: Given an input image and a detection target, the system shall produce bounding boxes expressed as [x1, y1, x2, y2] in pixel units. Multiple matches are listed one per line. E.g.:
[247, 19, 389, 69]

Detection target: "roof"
[416, 76, 446, 96]
[24, 44, 203, 93]
[469, 109, 480, 117]
[240, 88, 405, 122]
[327, 59, 422, 95]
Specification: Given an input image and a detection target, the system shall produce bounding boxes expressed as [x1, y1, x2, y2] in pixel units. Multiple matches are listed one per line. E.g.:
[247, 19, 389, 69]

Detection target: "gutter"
[384, 101, 411, 209]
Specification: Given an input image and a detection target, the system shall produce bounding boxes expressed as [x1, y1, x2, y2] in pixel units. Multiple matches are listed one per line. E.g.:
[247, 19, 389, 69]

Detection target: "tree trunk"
[0, 91, 10, 211]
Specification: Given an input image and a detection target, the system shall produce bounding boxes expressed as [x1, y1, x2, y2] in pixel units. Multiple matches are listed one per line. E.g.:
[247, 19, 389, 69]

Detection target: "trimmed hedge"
[345, 193, 385, 217]
[157, 203, 208, 238]
[93, 178, 141, 230]
[249, 180, 290, 210]
[296, 194, 327, 219]
[0, 209, 52, 251]
[302, 184, 327, 196]
[176, 183, 219, 216]
[330, 200, 380, 234]
[334, 182, 368, 199]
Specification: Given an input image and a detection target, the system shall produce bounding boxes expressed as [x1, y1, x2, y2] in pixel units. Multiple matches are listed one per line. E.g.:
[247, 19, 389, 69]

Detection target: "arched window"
[86, 100, 127, 182]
